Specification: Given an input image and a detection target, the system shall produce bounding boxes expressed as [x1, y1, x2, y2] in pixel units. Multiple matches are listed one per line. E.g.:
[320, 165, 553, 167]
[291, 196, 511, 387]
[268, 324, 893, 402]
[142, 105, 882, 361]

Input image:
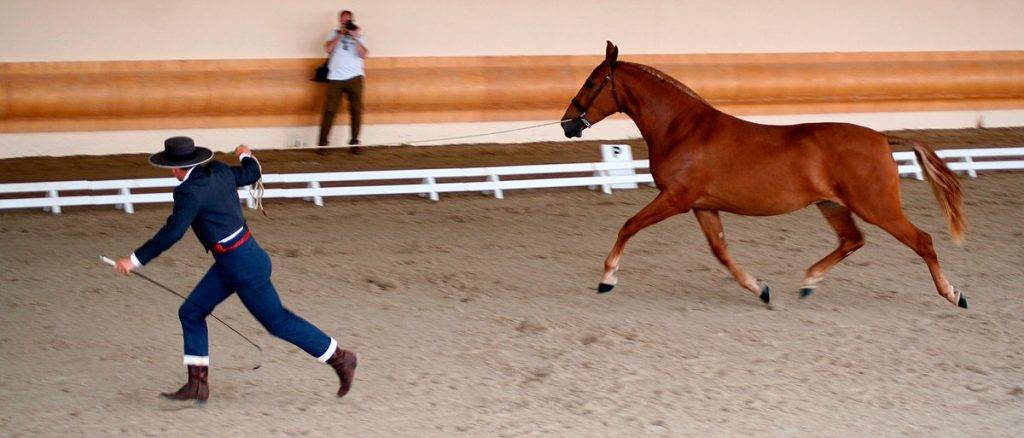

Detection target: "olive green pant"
[318, 76, 363, 146]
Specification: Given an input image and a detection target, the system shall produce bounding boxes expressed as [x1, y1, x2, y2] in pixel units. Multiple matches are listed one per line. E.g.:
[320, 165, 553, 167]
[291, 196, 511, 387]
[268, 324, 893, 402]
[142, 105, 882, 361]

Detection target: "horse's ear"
[605, 41, 618, 66]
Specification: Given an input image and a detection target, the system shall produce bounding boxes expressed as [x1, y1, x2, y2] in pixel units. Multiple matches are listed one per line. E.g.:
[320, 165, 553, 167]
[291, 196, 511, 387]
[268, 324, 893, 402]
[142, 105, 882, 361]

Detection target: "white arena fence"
[1, 146, 1022, 215]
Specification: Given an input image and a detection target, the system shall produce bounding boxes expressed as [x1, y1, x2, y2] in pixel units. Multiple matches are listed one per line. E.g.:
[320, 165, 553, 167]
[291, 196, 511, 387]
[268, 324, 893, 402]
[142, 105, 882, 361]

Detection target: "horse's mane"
[620, 61, 710, 105]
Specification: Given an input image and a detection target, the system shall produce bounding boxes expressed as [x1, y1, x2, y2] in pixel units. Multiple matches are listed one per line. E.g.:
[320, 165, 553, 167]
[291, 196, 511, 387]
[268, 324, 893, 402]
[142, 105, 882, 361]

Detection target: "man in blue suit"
[114, 136, 357, 402]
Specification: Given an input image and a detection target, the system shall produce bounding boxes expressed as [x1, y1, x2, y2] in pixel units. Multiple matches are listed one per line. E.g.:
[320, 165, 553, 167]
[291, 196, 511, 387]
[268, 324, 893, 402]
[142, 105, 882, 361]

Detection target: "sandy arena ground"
[1, 133, 1024, 436]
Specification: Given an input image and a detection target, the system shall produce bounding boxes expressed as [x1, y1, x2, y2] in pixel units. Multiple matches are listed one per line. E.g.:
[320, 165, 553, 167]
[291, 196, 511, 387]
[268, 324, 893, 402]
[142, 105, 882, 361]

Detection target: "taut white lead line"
[253, 119, 573, 214]
[306, 119, 572, 152]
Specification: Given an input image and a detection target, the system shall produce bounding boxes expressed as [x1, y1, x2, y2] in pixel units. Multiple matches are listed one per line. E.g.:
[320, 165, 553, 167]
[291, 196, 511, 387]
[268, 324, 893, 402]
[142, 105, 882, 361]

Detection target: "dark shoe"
[160, 365, 209, 402]
[348, 139, 362, 155]
[326, 348, 357, 398]
[316, 140, 330, 156]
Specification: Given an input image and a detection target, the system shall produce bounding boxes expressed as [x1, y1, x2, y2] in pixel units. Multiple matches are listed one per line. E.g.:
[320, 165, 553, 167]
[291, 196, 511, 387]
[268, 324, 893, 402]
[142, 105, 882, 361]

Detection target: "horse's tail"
[890, 137, 966, 244]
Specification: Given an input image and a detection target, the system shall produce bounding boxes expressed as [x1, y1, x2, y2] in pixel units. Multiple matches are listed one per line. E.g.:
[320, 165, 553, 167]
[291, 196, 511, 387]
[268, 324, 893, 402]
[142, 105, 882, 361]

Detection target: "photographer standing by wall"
[318, 9, 368, 154]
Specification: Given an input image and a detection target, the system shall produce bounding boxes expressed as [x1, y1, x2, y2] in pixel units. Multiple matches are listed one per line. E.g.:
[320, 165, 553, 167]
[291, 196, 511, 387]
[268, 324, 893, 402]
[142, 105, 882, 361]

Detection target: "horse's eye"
[583, 81, 594, 89]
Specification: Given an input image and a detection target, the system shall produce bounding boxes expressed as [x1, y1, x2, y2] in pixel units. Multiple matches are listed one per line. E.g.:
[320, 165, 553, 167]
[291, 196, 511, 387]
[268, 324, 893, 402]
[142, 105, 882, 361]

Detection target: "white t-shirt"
[326, 31, 366, 81]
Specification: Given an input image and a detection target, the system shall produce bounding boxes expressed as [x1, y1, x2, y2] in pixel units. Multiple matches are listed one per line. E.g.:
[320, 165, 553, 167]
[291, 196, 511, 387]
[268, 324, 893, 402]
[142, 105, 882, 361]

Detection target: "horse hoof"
[597, 283, 615, 294]
[799, 287, 814, 299]
[957, 293, 968, 309]
[759, 284, 771, 305]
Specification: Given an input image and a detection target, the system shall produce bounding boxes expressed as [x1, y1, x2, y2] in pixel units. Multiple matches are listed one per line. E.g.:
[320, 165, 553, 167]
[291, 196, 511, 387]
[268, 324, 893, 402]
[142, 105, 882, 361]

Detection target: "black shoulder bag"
[313, 59, 330, 82]
[313, 33, 337, 82]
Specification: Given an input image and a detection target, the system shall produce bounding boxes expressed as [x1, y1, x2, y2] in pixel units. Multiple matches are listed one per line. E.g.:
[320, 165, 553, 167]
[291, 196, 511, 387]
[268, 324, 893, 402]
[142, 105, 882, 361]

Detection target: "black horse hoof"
[957, 293, 968, 309]
[799, 287, 814, 299]
[759, 284, 771, 305]
[597, 283, 615, 294]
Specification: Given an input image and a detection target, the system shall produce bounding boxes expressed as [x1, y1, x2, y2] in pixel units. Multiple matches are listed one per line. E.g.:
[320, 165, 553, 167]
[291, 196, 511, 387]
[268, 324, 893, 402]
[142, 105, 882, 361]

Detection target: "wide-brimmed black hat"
[149, 136, 214, 168]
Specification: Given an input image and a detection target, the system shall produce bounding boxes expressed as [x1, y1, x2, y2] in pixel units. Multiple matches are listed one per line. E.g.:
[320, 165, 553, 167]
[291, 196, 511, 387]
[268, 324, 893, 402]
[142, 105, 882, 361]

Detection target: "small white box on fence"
[600, 144, 638, 189]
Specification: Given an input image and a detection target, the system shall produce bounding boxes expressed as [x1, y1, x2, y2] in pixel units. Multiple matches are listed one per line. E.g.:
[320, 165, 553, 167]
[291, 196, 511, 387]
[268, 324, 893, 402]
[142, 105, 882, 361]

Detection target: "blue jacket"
[134, 158, 261, 265]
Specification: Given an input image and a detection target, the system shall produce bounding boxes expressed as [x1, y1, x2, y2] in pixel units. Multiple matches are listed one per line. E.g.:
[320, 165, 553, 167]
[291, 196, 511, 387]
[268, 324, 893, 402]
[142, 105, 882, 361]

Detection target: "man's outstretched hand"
[115, 256, 135, 275]
[234, 145, 252, 158]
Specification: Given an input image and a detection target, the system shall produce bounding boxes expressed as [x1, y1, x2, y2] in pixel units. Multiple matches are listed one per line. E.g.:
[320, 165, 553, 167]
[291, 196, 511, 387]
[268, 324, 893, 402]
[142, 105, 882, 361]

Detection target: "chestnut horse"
[562, 42, 967, 308]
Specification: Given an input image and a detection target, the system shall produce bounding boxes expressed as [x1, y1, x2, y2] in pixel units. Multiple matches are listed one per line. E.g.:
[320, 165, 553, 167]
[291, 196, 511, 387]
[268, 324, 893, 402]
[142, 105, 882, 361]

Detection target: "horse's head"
[561, 41, 622, 138]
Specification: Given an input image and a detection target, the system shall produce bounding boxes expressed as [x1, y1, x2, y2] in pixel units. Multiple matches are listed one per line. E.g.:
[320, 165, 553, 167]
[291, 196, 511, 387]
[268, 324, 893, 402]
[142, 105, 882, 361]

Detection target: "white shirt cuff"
[130, 253, 142, 268]
[238, 152, 252, 161]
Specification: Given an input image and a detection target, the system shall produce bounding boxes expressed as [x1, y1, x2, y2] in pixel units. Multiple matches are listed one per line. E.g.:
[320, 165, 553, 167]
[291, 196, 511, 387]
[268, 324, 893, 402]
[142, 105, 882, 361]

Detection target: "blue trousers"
[179, 236, 332, 361]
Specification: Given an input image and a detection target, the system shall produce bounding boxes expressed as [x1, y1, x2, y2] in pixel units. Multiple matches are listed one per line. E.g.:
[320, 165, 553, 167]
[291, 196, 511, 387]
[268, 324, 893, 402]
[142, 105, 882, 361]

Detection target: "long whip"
[100, 256, 263, 370]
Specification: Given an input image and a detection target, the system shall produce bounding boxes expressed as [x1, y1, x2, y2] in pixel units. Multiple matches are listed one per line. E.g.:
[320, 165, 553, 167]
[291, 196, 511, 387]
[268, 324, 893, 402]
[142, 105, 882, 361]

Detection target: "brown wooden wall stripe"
[2, 51, 1022, 133]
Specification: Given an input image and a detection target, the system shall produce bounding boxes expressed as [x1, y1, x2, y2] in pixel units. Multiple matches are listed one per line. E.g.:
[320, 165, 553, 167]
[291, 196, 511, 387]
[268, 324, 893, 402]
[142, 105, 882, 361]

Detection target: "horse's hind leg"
[848, 192, 966, 308]
[872, 215, 964, 307]
[799, 201, 865, 298]
[599, 190, 688, 293]
[694, 209, 771, 306]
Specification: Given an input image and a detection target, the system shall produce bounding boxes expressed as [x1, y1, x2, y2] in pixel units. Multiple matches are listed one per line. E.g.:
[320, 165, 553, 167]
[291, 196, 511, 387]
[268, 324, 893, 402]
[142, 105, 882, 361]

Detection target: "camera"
[344, 21, 358, 31]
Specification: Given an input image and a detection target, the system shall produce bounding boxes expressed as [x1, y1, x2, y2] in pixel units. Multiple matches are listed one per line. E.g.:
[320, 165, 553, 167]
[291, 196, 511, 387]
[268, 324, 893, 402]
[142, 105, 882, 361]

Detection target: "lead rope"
[248, 156, 268, 218]
[249, 118, 574, 215]
[311, 119, 573, 151]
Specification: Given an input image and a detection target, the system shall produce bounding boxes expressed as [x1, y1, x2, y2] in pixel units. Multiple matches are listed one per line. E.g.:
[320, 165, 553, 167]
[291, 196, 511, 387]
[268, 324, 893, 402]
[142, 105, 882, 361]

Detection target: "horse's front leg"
[693, 209, 771, 306]
[599, 190, 689, 293]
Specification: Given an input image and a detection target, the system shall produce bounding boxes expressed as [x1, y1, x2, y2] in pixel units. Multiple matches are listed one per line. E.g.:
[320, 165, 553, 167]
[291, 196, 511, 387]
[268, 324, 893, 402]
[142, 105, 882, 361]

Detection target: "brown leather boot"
[326, 348, 357, 397]
[160, 365, 210, 402]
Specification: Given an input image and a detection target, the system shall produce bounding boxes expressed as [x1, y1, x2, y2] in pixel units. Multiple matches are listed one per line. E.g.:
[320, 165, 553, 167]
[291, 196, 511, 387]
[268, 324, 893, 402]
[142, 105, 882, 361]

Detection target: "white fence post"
[963, 156, 978, 178]
[309, 181, 324, 206]
[120, 187, 134, 214]
[46, 189, 61, 215]
[599, 170, 613, 194]
[489, 174, 504, 199]
[426, 177, 439, 201]
[418, 177, 440, 201]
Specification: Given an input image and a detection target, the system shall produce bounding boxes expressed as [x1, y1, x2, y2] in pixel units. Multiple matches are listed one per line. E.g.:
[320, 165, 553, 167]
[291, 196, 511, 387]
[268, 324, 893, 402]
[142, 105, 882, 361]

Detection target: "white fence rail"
[892, 147, 1024, 179]
[1, 147, 1022, 215]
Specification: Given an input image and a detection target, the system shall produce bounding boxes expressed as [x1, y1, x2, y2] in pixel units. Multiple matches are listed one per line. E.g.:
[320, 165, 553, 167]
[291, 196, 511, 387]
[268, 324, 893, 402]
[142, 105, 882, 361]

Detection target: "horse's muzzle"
[561, 118, 587, 138]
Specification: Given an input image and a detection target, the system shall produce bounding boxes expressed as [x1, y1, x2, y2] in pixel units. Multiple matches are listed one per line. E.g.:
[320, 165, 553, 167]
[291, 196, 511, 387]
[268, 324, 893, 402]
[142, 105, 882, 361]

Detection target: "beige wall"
[2, 0, 1024, 159]
[8, 52, 1022, 134]
[3, 0, 1023, 62]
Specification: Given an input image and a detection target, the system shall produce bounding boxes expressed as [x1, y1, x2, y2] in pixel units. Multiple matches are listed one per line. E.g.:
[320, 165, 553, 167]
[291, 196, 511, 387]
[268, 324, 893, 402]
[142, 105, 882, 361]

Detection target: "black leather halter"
[569, 63, 622, 128]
